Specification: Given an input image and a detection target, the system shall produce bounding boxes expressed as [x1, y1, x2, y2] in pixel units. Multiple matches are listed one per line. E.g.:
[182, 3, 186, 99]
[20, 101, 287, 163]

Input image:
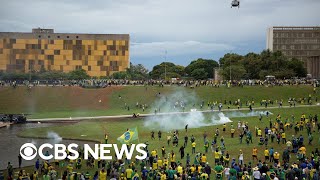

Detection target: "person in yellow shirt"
[281, 132, 286, 144]
[264, 148, 269, 162]
[104, 133, 108, 144]
[126, 166, 133, 180]
[252, 147, 258, 161]
[152, 159, 158, 170]
[190, 164, 196, 173]
[231, 128, 235, 138]
[67, 164, 73, 174]
[201, 154, 207, 166]
[99, 169, 107, 180]
[157, 158, 163, 168]
[223, 124, 227, 132]
[159, 171, 166, 180]
[32, 171, 38, 180]
[170, 151, 176, 169]
[191, 142, 196, 154]
[214, 150, 220, 164]
[177, 164, 183, 174]
[273, 152, 280, 165]
[200, 171, 209, 180]
[163, 157, 169, 167]
[197, 165, 202, 173]
[151, 150, 157, 157]
[299, 145, 307, 155]
[257, 128, 262, 137]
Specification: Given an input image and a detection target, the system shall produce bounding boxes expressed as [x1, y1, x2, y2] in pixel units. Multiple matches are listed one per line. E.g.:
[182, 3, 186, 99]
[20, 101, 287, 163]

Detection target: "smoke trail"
[144, 111, 232, 131]
[47, 131, 63, 143]
[30, 139, 37, 145]
[224, 111, 273, 118]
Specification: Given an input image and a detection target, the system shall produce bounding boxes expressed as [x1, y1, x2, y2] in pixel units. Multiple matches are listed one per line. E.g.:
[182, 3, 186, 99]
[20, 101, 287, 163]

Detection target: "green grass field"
[0, 85, 318, 118]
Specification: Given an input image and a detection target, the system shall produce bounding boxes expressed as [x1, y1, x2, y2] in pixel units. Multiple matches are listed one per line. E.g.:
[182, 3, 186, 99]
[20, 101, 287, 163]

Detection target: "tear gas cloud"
[144, 90, 271, 131]
[47, 131, 63, 143]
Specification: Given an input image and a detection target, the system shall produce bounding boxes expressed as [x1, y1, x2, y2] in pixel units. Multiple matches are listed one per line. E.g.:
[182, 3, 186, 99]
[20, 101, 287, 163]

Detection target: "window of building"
[76, 36, 79, 39]
[57, 36, 60, 38]
[54, 50, 60, 55]
[48, 55, 54, 61]
[38, 60, 44, 65]
[88, 66, 91, 71]
[67, 36, 69, 38]
[38, 35, 41, 38]
[48, 36, 51, 38]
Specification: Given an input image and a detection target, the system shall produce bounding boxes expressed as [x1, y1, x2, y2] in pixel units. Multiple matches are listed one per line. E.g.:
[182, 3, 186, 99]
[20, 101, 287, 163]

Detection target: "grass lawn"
[0, 85, 319, 119]
[16, 106, 320, 178]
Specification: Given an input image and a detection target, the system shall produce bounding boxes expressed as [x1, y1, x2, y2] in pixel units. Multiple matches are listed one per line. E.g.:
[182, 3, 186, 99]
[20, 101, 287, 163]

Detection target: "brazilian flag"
[117, 127, 139, 144]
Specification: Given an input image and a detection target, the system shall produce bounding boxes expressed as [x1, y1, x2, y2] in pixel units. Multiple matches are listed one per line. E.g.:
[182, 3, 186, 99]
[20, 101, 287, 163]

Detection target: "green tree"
[288, 58, 307, 77]
[127, 63, 149, 80]
[112, 71, 129, 79]
[185, 58, 218, 79]
[242, 53, 262, 79]
[68, 69, 90, 80]
[149, 62, 184, 79]
[190, 68, 208, 80]
[220, 65, 246, 80]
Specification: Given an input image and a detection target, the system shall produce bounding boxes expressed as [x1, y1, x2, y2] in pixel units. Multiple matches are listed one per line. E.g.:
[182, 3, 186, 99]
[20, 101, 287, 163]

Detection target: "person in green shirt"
[43, 173, 50, 180]
[229, 167, 237, 179]
[194, 154, 200, 166]
[147, 169, 153, 180]
[279, 169, 286, 180]
[213, 162, 224, 180]
[7, 162, 13, 178]
[140, 160, 146, 172]
[132, 170, 140, 180]
[204, 141, 209, 153]
[166, 167, 177, 180]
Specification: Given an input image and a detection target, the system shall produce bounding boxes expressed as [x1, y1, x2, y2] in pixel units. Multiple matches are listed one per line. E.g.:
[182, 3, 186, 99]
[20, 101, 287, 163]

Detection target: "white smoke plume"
[47, 131, 63, 143]
[224, 111, 273, 118]
[143, 90, 272, 131]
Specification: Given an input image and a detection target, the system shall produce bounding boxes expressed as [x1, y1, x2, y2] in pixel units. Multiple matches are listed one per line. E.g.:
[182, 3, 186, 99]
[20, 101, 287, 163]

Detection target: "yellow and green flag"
[117, 127, 139, 144]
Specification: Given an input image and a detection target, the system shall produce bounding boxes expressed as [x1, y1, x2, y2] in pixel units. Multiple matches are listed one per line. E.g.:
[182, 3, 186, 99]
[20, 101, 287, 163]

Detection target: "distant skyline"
[1, 0, 319, 70]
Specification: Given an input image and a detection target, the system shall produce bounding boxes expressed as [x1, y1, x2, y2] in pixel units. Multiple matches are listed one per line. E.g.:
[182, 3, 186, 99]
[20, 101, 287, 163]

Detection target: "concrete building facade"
[0, 28, 130, 77]
[266, 26, 320, 78]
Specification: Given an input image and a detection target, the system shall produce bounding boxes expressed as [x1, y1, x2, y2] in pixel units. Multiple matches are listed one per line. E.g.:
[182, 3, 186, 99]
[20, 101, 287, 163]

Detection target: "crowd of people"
[0, 78, 318, 88]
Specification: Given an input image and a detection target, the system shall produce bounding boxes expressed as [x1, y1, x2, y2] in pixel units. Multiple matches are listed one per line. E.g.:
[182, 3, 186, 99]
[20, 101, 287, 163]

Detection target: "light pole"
[229, 51, 232, 81]
[164, 50, 167, 80]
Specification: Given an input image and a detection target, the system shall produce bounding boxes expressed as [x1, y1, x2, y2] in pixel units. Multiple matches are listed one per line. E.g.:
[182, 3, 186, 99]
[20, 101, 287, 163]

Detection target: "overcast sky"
[0, 0, 319, 69]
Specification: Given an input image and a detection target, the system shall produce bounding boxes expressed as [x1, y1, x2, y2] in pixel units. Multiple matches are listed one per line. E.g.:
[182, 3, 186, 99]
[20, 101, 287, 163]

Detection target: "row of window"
[38, 35, 79, 39]
[281, 50, 319, 56]
[274, 44, 320, 50]
[274, 32, 320, 38]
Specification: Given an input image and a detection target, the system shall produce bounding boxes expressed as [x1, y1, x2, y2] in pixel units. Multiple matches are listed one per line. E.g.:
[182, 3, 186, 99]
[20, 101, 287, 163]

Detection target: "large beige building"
[266, 26, 320, 78]
[0, 28, 129, 77]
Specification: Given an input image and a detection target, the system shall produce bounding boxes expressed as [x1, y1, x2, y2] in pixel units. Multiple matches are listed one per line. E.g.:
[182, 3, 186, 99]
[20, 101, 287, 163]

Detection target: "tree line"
[0, 69, 90, 81]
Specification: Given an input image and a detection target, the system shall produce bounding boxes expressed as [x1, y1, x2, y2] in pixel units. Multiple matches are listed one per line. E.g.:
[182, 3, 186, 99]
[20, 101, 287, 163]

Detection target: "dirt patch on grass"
[67, 86, 122, 110]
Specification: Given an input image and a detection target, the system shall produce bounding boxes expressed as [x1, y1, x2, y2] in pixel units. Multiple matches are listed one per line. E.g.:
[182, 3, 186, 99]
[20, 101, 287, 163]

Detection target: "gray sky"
[0, 0, 319, 69]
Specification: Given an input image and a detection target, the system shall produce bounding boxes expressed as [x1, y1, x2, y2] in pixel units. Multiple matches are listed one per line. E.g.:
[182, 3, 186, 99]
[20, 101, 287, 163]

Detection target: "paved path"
[28, 104, 320, 122]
